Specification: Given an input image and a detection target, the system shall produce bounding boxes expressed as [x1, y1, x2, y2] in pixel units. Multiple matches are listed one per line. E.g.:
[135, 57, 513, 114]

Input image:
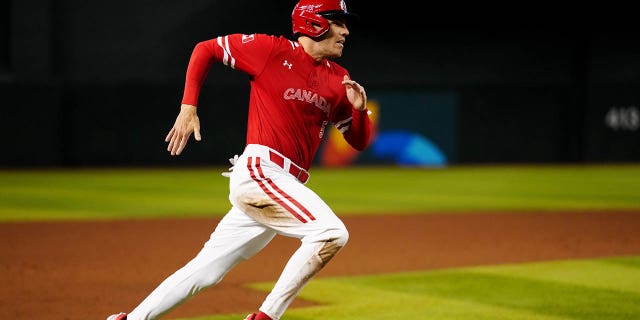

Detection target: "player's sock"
[254, 311, 273, 320]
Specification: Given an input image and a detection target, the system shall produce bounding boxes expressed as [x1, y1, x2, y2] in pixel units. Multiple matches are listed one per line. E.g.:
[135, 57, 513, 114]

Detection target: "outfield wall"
[1, 1, 639, 167]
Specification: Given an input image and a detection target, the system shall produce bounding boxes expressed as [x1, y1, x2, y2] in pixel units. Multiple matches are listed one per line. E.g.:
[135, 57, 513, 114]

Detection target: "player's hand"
[342, 75, 367, 111]
[165, 104, 201, 156]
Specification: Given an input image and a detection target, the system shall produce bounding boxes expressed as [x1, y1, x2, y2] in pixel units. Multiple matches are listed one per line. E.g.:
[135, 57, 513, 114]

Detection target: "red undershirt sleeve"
[181, 40, 218, 106]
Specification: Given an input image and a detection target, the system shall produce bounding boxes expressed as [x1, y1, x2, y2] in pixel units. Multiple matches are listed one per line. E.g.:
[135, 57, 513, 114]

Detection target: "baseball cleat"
[244, 313, 257, 320]
[106, 312, 127, 320]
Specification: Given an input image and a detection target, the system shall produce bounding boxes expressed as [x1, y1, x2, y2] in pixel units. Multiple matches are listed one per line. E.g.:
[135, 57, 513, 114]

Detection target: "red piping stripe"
[254, 157, 316, 221]
[247, 157, 307, 223]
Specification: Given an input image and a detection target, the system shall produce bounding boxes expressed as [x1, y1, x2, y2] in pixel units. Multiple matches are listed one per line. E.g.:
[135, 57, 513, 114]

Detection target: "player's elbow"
[347, 134, 370, 151]
[346, 125, 372, 151]
[350, 141, 368, 151]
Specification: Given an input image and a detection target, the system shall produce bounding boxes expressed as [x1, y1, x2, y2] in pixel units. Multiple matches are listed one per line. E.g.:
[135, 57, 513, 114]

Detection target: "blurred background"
[1, 0, 639, 168]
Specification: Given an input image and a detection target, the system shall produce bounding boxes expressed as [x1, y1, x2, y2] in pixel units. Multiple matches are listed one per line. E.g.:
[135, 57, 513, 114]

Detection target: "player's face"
[317, 18, 349, 59]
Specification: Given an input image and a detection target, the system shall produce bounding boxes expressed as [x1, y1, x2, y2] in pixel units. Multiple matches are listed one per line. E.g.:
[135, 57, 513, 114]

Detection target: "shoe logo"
[283, 60, 293, 70]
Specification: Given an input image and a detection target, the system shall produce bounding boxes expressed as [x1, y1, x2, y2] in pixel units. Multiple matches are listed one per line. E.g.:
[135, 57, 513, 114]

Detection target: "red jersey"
[181, 33, 371, 170]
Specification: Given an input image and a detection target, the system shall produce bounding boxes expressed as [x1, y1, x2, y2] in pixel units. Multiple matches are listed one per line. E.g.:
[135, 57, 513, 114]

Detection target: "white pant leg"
[257, 180, 349, 320]
[127, 207, 276, 320]
[232, 150, 349, 320]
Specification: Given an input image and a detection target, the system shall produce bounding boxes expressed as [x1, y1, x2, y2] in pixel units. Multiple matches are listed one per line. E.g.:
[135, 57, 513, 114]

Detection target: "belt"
[269, 151, 310, 183]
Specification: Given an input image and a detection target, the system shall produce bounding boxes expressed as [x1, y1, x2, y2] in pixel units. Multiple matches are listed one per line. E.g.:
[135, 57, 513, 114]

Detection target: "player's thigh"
[233, 175, 346, 241]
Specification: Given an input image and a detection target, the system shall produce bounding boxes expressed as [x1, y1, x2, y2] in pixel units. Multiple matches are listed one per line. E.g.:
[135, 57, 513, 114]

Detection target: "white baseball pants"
[127, 144, 349, 320]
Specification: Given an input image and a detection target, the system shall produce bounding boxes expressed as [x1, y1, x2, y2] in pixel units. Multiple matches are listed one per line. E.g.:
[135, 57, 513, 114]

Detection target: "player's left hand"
[342, 75, 367, 111]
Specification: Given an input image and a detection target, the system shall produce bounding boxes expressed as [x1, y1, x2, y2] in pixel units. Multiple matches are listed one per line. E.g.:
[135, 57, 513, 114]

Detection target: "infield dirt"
[2, 210, 640, 320]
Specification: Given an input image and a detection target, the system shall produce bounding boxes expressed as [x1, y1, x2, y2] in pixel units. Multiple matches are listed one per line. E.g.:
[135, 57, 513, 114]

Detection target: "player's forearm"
[181, 40, 217, 106]
[344, 108, 372, 151]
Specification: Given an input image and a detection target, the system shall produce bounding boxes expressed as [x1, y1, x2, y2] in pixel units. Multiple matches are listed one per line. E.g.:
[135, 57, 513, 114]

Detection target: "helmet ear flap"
[292, 8, 330, 38]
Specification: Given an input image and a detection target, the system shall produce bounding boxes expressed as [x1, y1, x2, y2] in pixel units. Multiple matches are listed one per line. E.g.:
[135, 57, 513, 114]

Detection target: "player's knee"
[322, 224, 349, 246]
[316, 227, 348, 265]
[333, 226, 349, 248]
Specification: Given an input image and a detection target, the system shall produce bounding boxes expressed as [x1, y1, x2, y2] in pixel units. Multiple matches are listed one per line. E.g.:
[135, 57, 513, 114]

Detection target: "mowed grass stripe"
[471, 256, 640, 294]
[0, 185, 220, 218]
[0, 169, 230, 220]
[228, 256, 640, 320]
[311, 165, 640, 213]
[1, 164, 639, 221]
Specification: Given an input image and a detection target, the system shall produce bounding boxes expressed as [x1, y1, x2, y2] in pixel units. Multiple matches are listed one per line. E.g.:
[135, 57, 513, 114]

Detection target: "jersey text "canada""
[283, 88, 331, 114]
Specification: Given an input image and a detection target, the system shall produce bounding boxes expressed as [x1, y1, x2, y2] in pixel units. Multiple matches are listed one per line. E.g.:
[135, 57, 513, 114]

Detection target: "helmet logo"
[297, 4, 323, 14]
[340, 0, 347, 11]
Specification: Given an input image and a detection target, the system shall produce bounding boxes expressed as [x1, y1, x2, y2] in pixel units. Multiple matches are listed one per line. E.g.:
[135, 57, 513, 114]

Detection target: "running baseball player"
[107, 0, 371, 319]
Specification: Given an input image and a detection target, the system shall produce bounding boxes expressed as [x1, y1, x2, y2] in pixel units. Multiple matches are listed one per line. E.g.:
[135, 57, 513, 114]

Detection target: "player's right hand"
[165, 104, 201, 156]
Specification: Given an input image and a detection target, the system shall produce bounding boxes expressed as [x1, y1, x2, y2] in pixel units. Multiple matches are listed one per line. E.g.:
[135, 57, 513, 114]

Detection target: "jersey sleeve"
[181, 33, 275, 106]
[331, 94, 373, 151]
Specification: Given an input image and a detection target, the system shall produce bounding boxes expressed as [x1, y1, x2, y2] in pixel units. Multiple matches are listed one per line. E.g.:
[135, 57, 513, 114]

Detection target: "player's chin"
[328, 48, 344, 59]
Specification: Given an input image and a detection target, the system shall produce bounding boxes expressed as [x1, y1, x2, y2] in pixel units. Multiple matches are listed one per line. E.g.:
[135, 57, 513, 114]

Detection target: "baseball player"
[107, 0, 371, 319]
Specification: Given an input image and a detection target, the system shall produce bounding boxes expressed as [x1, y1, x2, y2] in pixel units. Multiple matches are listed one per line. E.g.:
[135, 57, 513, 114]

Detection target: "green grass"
[0, 168, 229, 221]
[177, 255, 640, 320]
[2, 165, 639, 319]
[311, 164, 640, 214]
[1, 164, 639, 221]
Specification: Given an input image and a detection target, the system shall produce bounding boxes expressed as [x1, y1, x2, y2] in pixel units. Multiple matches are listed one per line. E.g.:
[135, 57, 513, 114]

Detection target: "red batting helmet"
[291, 0, 358, 38]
